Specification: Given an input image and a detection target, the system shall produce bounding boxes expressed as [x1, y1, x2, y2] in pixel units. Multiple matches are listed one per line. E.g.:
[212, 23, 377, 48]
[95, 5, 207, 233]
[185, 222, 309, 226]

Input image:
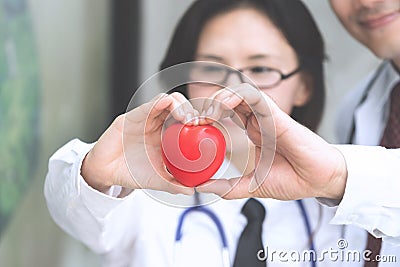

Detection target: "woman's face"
[188, 7, 311, 113]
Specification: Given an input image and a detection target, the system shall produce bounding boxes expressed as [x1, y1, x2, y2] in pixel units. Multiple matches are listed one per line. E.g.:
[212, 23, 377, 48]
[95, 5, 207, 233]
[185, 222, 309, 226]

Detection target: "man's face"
[330, 0, 400, 61]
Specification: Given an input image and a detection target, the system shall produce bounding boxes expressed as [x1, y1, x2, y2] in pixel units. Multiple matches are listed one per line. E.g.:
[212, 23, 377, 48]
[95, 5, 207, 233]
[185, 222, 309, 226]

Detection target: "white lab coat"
[328, 60, 400, 265]
[45, 139, 367, 267]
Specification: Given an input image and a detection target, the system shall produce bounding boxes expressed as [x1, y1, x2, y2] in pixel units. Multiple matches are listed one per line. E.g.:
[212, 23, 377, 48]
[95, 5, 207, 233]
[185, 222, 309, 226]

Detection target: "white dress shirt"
[45, 139, 367, 267]
[328, 60, 400, 265]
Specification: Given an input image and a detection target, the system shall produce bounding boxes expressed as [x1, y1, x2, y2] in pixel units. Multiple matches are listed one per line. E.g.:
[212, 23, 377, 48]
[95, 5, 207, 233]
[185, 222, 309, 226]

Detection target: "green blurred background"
[0, 0, 40, 234]
[0, 0, 110, 266]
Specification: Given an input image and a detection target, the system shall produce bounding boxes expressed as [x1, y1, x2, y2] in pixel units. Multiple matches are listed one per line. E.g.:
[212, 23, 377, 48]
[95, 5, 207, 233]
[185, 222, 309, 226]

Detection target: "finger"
[212, 84, 275, 122]
[159, 178, 196, 195]
[228, 85, 276, 144]
[196, 177, 253, 199]
[228, 85, 272, 117]
[216, 85, 276, 191]
[165, 179, 196, 195]
[148, 170, 196, 195]
[201, 89, 230, 116]
[200, 84, 261, 128]
[200, 88, 238, 124]
[153, 94, 185, 122]
[225, 107, 247, 130]
[129, 157, 196, 195]
[216, 90, 248, 129]
[146, 93, 195, 125]
[123, 93, 167, 126]
[200, 89, 224, 117]
[169, 92, 196, 124]
[192, 109, 201, 125]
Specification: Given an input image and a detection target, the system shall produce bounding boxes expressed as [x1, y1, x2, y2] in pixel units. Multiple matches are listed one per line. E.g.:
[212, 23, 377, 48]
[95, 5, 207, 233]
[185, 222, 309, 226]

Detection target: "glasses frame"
[219, 66, 302, 89]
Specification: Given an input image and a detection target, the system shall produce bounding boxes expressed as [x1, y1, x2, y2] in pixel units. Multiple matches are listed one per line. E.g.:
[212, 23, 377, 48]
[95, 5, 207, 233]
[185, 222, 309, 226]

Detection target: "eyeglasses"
[189, 63, 301, 89]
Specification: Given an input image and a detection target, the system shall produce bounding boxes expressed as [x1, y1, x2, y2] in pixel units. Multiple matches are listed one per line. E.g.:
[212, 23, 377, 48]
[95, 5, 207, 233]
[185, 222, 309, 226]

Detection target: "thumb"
[196, 176, 253, 199]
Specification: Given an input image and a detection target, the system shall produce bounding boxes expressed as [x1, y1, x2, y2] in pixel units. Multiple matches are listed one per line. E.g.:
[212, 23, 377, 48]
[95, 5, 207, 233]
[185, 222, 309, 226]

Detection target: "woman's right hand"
[81, 93, 197, 195]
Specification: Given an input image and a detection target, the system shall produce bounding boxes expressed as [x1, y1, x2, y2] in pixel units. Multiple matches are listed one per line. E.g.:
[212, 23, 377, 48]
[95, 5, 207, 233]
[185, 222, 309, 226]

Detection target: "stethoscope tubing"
[175, 198, 317, 267]
[296, 200, 316, 267]
[175, 206, 228, 248]
[174, 205, 230, 267]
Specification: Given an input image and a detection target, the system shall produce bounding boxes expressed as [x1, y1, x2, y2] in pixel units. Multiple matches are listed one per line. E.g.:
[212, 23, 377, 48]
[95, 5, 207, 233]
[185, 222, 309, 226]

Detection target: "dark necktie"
[233, 198, 266, 267]
[364, 82, 400, 267]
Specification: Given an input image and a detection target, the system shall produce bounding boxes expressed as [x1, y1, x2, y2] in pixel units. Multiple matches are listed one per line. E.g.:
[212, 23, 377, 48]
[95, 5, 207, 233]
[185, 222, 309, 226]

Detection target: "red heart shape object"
[161, 123, 226, 187]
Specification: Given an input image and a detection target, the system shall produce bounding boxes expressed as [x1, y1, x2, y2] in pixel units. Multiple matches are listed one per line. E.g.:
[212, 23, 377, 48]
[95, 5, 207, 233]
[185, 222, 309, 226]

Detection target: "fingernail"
[223, 96, 231, 103]
[185, 113, 193, 123]
[206, 105, 213, 116]
[178, 108, 185, 118]
[249, 175, 262, 193]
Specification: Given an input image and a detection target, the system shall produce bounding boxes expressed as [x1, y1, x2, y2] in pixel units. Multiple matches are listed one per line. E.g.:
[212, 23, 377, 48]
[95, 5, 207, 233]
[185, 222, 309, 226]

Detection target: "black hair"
[160, 0, 326, 131]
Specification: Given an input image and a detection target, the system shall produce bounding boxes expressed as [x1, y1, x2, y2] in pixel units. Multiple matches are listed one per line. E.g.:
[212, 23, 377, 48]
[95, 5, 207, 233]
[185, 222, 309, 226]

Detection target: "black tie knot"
[241, 198, 266, 223]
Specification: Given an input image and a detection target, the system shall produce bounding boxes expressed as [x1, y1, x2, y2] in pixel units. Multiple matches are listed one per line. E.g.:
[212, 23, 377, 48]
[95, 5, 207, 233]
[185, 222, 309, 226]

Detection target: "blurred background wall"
[0, 0, 111, 266]
[0, 0, 380, 266]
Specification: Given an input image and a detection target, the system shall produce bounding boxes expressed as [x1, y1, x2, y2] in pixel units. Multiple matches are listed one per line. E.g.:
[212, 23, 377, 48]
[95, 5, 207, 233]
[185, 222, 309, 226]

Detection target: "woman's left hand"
[196, 83, 347, 201]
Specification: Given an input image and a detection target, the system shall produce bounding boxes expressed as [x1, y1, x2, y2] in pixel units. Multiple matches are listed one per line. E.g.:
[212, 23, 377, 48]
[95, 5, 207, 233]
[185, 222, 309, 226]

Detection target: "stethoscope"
[174, 192, 317, 267]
